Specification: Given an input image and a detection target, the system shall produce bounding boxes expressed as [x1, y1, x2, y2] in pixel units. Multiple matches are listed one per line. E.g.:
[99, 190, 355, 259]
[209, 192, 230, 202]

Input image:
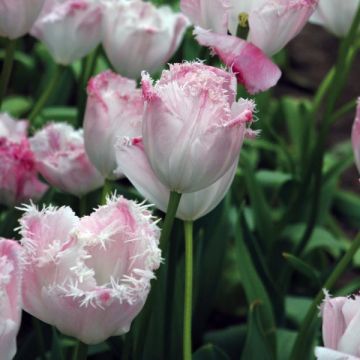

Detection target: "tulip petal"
[351, 98, 360, 175]
[194, 27, 281, 94]
[315, 346, 359, 360]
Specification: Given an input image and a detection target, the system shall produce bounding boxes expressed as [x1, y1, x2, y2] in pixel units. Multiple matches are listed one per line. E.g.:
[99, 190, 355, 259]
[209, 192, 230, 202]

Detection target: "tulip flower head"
[84, 70, 144, 179]
[0, 113, 48, 207]
[315, 290, 360, 359]
[31, 0, 102, 65]
[19, 195, 161, 344]
[352, 98, 360, 176]
[141, 62, 255, 193]
[0, 0, 45, 39]
[102, 0, 189, 79]
[30, 122, 104, 196]
[311, 0, 360, 37]
[0, 239, 23, 360]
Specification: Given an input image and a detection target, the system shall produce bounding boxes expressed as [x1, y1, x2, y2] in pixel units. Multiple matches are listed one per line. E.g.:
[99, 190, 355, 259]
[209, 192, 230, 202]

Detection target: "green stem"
[100, 179, 112, 205]
[79, 196, 87, 217]
[330, 97, 358, 124]
[0, 39, 16, 108]
[72, 341, 88, 360]
[32, 317, 46, 360]
[290, 232, 360, 360]
[183, 221, 193, 360]
[28, 64, 65, 122]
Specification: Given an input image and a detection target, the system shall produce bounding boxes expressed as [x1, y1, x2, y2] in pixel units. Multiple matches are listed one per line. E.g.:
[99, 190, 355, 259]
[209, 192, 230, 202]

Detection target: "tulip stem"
[72, 341, 88, 360]
[183, 220, 193, 360]
[160, 191, 182, 252]
[28, 64, 65, 123]
[290, 232, 360, 360]
[0, 39, 16, 109]
[100, 179, 112, 205]
[32, 317, 46, 360]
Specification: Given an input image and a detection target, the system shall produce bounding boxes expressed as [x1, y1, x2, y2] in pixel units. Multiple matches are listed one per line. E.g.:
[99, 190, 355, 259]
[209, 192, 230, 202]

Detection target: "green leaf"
[276, 329, 297, 360]
[193, 344, 230, 360]
[283, 253, 320, 285]
[255, 170, 292, 189]
[333, 190, 360, 228]
[2, 96, 32, 117]
[285, 296, 312, 326]
[51, 328, 64, 360]
[241, 302, 274, 360]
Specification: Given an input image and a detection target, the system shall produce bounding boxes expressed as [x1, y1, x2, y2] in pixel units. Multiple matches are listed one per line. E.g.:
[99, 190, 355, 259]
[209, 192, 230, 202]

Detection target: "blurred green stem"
[183, 220, 193, 360]
[72, 341, 88, 360]
[290, 232, 360, 360]
[100, 179, 112, 205]
[28, 64, 65, 122]
[79, 196, 87, 216]
[0, 39, 16, 108]
[33, 317, 46, 360]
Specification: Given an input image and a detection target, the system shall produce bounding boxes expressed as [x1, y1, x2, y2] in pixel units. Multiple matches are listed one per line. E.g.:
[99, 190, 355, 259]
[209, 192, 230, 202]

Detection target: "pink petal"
[351, 98, 360, 175]
[315, 347, 360, 360]
[194, 27, 281, 94]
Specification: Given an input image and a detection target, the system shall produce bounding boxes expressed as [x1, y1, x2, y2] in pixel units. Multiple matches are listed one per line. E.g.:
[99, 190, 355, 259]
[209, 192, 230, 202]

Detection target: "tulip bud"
[0, 113, 48, 206]
[31, 0, 102, 65]
[30, 122, 104, 196]
[352, 98, 360, 175]
[141, 62, 255, 193]
[311, 0, 360, 37]
[0, 0, 45, 39]
[84, 71, 144, 179]
[19, 195, 161, 344]
[0, 239, 22, 360]
[102, 0, 189, 79]
[315, 291, 360, 359]
[115, 137, 238, 221]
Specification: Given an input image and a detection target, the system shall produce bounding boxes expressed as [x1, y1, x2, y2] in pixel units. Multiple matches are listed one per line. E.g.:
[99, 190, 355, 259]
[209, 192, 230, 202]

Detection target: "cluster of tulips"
[0, 0, 360, 359]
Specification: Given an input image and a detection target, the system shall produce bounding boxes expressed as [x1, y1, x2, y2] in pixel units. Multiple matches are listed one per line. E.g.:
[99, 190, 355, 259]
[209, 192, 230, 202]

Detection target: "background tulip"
[30, 122, 104, 196]
[0, 239, 22, 360]
[141, 62, 255, 193]
[311, 0, 360, 37]
[30, 0, 102, 65]
[102, 0, 189, 79]
[0, 0, 45, 39]
[0, 114, 47, 206]
[315, 292, 360, 359]
[351, 98, 360, 175]
[84, 70, 143, 179]
[19, 195, 161, 344]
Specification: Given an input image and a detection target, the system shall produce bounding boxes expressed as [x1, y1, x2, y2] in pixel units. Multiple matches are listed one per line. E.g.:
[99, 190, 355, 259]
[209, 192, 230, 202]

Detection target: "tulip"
[310, 0, 360, 37]
[18, 195, 161, 344]
[315, 291, 360, 359]
[0, 0, 45, 39]
[141, 62, 255, 193]
[30, 0, 102, 65]
[115, 137, 241, 221]
[84, 70, 143, 179]
[102, 0, 189, 79]
[30, 122, 104, 196]
[352, 98, 360, 175]
[0, 113, 48, 206]
[0, 239, 23, 360]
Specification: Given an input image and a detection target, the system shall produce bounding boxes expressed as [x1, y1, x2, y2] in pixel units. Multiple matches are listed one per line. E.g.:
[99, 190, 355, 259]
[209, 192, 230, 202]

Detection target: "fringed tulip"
[311, 0, 360, 37]
[31, 0, 102, 65]
[194, 27, 281, 94]
[84, 71, 143, 179]
[0, 239, 22, 360]
[115, 137, 240, 221]
[30, 122, 104, 196]
[0, 0, 45, 39]
[352, 98, 360, 175]
[0, 114, 48, 206]
[102, 0, 189, 79]
[141, 62, 255, 193]
[315, 291, 360, 359]
[19, 195, 161, 344]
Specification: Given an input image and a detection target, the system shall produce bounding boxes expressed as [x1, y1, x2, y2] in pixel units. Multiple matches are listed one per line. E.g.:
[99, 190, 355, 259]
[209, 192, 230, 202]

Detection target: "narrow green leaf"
[2, 96, 32, 116]
[283, 253, 320, 285]
[193, 344, 230, 360]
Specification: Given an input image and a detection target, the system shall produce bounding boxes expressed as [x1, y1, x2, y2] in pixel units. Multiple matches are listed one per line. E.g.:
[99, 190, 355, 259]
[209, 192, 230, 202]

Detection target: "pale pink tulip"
[194, 27, 281, 94]
[0, 0, 45, 39]
[0, 239, 22, 360]
[102, 0, 189, 79]
[315, 291, 360, 359]
[352, 98, 360, 175]
[84, 71, 144, 179]
[141, 62, 255, 193]
[30, 122, 104, 196]
[19, 195, 161, 344]
[115, 137, 240, 221]
[0, 114, 48, 206]
[31, 0, 102, 65]
[311, 0, 360, 37]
